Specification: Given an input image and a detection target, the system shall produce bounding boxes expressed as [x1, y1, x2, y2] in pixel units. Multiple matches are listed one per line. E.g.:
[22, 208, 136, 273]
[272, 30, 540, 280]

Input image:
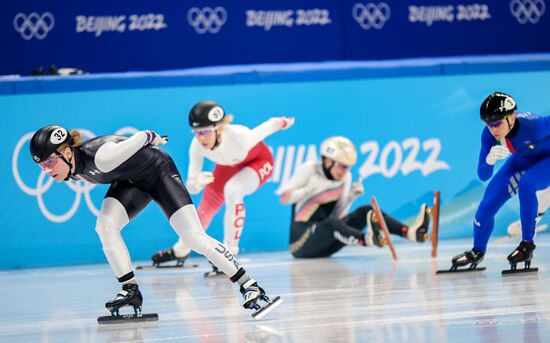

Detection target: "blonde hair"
[58, 129, 83, 152]
[221, 114, 234, 125]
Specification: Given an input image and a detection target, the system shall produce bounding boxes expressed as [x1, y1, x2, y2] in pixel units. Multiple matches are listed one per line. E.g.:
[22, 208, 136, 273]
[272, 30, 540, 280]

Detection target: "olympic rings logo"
[13, 12, 55, 40]
[510, 0, 546, 24]
[352, 2, 391, 30]
[187, 7, 227, 34]
[12, 127, 137, 223]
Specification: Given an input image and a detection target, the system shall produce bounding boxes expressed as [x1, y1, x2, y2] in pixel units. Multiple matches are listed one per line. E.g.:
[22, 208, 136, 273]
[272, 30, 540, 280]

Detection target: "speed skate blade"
[252, 296, 283, 320]
[436, 267, 486, 274]
[204, 271, 225, 278]
[502, 267, 538, 276]
[136, 264, 198, 270]
[97, 313, 158, 324]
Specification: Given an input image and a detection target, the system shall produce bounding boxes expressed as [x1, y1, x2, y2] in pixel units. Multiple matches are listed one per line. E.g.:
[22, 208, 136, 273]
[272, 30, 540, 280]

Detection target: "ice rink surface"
[1, 235, 549, 343]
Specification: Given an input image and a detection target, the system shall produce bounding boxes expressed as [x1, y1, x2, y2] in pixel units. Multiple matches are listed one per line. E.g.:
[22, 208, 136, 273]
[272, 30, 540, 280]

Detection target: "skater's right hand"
[350, 180, 365, 197]
[486, 145, 510, 165]
[195, 171, 215, 189]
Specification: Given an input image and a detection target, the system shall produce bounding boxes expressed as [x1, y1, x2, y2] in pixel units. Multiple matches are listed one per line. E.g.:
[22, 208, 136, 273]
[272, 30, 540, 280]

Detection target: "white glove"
[144, 130, 168, 146]
[350, 180, 365, 198]
[195, 171, 215, 189]
[277, 117, 295, 130]
[486, 145, 510, 165]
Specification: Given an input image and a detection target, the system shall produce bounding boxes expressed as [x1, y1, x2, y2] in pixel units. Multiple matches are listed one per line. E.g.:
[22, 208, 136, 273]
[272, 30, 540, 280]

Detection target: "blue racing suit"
[474, 112, 550, 252]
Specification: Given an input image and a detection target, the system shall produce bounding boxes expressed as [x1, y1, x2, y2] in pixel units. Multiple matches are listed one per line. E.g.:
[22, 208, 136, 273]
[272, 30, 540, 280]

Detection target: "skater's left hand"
[145, 130, 168, 146]
[350, 179, 364, 197]
[278, 117, 295, 130]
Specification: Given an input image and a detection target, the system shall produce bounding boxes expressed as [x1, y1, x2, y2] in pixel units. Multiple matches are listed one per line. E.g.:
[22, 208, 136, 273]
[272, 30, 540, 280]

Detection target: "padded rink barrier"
[3, 53, 550, 95]
[2, 55, 550, 269]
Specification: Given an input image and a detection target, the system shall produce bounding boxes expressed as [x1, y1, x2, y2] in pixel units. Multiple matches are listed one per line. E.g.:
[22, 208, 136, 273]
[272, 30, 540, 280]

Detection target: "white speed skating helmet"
[320, 136, 357, 166]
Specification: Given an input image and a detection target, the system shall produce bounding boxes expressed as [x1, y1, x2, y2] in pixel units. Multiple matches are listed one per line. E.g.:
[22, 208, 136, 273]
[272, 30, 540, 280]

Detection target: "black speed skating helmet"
[188, 100, 225, 128]
[30, 125, 71, 163]
[480, 92, 517, 123]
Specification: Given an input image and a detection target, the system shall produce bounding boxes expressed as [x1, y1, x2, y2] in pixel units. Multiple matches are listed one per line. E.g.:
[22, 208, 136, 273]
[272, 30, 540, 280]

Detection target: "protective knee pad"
[95, 215, 119, 246]
[170, 205, 217, 255]
[223, 182, 243, 203]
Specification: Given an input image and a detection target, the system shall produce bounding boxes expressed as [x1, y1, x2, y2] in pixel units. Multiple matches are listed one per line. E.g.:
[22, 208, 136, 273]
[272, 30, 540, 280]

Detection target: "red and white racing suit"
[173, 118, 289, 255]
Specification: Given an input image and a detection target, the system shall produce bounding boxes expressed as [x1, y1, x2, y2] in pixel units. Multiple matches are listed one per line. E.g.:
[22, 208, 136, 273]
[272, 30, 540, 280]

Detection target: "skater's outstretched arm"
[245, 117, 294, 150]
[185, 139, 211, 194]
[95, 130, 167, 173]
[278, 161, 316, 204]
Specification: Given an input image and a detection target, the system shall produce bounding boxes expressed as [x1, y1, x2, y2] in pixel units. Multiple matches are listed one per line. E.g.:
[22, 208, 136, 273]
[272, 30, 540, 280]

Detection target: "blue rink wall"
[2, 58, 550, 269]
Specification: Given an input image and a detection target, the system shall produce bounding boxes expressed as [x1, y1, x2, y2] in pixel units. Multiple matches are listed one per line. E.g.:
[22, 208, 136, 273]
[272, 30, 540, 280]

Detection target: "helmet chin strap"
[211, 127, 221, 150]
[321, 158, 335, 180]
[505, 116, 513, 132]
[55, 149, 74, 181]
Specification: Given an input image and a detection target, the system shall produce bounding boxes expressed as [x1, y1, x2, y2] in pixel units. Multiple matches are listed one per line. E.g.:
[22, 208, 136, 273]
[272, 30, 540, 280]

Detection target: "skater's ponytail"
[58, 129, 83, 152]
[69, 130, 84, 148]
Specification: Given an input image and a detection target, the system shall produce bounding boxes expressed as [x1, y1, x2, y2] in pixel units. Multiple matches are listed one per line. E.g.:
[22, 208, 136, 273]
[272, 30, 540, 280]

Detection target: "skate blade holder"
[251, 296, 283, 320]
[502, 261, 539, 276]
[204, 270, 225, 278]
[136, 261, 199, 270]
[98, 306, 159, 324]
[436, 266, 486, 274]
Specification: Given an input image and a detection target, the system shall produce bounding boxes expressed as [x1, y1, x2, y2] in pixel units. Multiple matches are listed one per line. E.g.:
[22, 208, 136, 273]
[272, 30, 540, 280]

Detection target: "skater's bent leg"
[326, 217, 367, 246]
[172, 184, 225, 257]
[342, 205, 371, 229]
[95, 197, 134, 283]
[223, 168, 260, 255]
[518, 157, 550, 241]
[290, 221, 341, 258]
[473, 162, 521, 252]
[169, 204, 252, 286]
[343, 205, 407, 237]
[149, 165, 252, 286]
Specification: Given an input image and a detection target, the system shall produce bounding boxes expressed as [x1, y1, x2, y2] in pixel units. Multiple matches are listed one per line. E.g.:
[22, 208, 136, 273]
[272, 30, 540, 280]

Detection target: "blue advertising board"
[2, 62, 550, 269]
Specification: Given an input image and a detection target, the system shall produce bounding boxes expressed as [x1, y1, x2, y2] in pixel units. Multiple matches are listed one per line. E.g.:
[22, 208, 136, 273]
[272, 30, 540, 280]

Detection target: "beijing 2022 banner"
[2, 67, 550, 269]
[1, 0, 549, 75]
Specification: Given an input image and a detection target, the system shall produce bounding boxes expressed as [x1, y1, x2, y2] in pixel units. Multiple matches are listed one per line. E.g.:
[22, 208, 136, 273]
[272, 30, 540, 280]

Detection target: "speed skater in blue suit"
[451, 92, 550, 271]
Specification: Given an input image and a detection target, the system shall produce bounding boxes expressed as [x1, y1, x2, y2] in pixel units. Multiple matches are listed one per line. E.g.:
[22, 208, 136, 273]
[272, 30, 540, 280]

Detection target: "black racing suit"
[73, 134, 192, 220]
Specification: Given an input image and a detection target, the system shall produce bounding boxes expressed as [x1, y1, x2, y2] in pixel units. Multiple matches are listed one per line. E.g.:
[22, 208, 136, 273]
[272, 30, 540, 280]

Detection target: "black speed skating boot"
[137, 249, 194, 270]
[436, 248, 486, 274]
[407, 203, 430, 243]
[240, 279, 283, 320]
[152, 248, 176, 265]
[451, 248, 485, 270]
[98, 283, 159, 324]
[151, 249, 189, 267]
[503, 240, 538, 275]
[204, 262, 225, 278]
[365, 210, 387, 248]
[105, 283, 143, 316]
